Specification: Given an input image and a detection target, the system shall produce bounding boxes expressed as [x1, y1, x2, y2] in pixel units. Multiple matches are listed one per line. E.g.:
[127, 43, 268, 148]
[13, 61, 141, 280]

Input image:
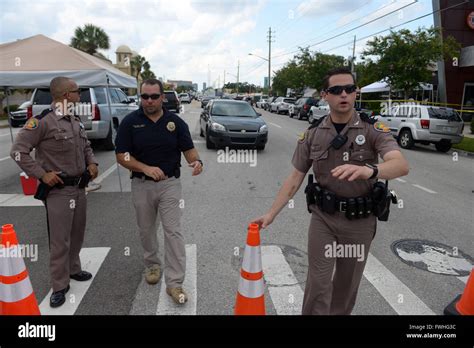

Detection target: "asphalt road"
[1, 101, 472, 315]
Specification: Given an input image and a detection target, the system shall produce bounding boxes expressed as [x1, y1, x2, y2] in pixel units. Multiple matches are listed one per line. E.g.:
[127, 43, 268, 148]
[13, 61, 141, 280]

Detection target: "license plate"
[442, 126, 454, 133]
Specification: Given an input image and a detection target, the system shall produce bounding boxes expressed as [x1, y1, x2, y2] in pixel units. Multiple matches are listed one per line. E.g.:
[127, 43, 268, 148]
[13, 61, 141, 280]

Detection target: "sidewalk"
[463, 122, 473, 138]
[0, 119, 9, 129]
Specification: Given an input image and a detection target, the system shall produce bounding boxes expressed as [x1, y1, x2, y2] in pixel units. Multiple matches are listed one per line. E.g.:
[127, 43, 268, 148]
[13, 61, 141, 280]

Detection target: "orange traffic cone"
[235, 223, 265, 315]
[444, 269, 474, 315]
[0, 224, 40, 315]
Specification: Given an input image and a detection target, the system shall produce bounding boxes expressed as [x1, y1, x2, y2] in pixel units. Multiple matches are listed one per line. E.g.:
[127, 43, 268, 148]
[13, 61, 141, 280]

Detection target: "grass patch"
[452, 136, 474, 153]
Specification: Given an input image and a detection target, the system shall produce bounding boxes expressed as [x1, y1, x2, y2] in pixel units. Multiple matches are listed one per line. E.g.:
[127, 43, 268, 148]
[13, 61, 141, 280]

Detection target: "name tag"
[133, 124, 146, 128]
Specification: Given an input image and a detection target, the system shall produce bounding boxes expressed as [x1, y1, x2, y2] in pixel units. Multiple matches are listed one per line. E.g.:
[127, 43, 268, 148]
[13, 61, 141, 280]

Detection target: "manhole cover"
[391, 239, 473, 276]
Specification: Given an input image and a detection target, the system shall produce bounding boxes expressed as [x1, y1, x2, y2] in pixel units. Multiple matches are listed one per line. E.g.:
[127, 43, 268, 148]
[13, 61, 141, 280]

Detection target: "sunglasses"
[326, 84, 357, 95]
[141, 93, 161, 100]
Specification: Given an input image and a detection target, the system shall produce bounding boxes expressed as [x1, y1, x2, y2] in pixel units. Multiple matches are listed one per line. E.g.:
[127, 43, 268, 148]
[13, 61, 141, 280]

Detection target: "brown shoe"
[166, 287, 188, 304]
[144, 265, 161, 284]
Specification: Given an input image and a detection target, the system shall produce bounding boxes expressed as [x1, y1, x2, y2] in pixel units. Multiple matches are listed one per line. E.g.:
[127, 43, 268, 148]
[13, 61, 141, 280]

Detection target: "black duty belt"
[61, 176, 82, 186]
[131, 172, 175, 181]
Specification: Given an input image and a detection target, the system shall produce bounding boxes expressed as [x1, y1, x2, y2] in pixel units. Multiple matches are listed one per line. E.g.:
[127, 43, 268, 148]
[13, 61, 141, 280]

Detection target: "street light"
[248, 53, 271, 95]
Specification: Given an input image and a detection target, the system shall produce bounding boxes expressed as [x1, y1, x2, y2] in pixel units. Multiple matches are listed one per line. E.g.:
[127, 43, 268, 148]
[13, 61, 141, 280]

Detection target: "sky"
[1, 0, 437, 90]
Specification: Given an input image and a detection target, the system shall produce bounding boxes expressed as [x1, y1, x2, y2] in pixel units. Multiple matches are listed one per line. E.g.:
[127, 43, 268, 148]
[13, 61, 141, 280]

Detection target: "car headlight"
[259, 125, 268, 133]
[211, 122, 226, 132]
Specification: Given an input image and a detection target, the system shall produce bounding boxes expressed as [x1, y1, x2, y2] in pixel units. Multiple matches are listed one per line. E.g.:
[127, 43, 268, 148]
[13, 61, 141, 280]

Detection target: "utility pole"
[267, 27, 275, 96]
[351, 35, 356, 73]
[237, 60, 240, 94]
[223, 70, 226, 89]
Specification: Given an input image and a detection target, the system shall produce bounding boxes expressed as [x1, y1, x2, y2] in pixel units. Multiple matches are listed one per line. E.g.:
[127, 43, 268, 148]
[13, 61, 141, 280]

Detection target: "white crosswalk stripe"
[39, 247, 110, 315]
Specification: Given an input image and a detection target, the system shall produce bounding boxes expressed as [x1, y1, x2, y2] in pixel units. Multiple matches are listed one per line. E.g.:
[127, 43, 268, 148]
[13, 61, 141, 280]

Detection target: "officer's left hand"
[189, 161, 203, 176]
[87, 163, 99, 180]
[331, 164, 372, 181]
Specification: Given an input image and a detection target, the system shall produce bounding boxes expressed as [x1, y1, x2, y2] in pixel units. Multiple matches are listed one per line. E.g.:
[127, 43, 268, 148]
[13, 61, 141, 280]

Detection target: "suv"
[378, 103, 464, 152]
[308, 100, 330, 123]
[270, 97, 296, 114]
[30, 87, 138, 150]
[289, 97, 317, 120]
[163, 91, 181, 113]
[179, 93, 191, 104]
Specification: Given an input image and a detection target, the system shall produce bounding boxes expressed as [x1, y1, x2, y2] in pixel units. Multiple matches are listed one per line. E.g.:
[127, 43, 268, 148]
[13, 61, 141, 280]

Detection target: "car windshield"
[165, 92, 177, 101]
[428, 108, 462, 122]
[211, 102, 257, 117]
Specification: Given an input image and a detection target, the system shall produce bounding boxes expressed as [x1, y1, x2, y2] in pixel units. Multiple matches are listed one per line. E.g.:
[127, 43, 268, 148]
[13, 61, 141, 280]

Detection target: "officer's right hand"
[41, 171, 64, 187]
[143, 166, 167, 181]
[250, 213, 274, 229]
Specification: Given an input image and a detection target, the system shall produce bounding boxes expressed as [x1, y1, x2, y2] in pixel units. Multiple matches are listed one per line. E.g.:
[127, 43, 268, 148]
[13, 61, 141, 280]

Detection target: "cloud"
[231, 20, 257, 36]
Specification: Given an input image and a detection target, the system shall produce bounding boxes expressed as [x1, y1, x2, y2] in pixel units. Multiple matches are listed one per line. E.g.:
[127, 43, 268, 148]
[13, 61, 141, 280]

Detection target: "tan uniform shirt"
[10, 108, 97, 179]
[292, 111, 400, 198]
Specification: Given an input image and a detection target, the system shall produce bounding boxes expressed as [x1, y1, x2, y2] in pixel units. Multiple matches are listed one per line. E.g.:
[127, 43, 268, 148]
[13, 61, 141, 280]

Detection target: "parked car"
[30, 87, 138, 150]
[308, 99, 330, 123]
[378, 103, 463, 152]
[199, 100, 268, 150]
[263, 96, 277, 111]
[8, 100, 31, 127]
[270, 97, 296, 114]
[289, 97, 318, 120]
[163, 91, 181, 113]
[201, 96, 213, 108]
[256, 98, 268, 109]
[179, 93, 191, 103]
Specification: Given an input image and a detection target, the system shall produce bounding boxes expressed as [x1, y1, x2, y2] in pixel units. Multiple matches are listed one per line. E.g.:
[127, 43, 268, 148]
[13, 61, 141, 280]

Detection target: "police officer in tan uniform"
[10, 76, 98, 308]
[252, 68, 409, 315]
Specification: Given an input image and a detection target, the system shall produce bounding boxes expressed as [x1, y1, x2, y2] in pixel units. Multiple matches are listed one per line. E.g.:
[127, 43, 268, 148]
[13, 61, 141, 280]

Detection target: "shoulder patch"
[24, 118, 39, 130]
[298, 131, 306, 142]
[373, 121, 390, 133]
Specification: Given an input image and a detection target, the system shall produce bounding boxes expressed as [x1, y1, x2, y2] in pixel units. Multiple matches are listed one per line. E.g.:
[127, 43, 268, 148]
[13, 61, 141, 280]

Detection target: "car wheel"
[103, 122, 116, 151]
[205, 128, 215, 149]
[435, 140, 451, 152]
[398, 129, 415, 149]
[298, 111, 304, 120]
[289, 110, 293, 118]
[257, 144, 265, 151]
[199, 125, 204, 137]
[308, 112, 314, 124]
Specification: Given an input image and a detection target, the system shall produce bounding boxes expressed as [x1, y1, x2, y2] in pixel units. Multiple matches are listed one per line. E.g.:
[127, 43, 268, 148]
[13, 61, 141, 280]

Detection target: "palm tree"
[70, 24, 110, 55]
[131, 55, 146, 79]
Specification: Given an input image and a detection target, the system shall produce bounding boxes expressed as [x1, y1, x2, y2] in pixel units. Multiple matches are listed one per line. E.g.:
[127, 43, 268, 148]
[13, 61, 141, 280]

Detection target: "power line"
[271, 0, 418, 60]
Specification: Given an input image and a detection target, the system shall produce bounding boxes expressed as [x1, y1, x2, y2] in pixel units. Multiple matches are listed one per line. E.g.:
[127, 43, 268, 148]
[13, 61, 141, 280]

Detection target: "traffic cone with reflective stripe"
[444, 269, 474, 315]
[0, 224, 40, 315]
[235, 223, 265, 315]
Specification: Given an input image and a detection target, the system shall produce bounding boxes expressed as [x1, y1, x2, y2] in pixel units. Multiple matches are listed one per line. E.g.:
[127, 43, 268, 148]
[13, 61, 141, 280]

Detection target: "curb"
[450, 148, 474, 158]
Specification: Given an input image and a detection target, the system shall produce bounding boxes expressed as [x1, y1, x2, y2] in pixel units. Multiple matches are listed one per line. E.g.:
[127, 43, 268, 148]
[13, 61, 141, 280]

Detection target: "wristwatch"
[365, 163, 378, 179]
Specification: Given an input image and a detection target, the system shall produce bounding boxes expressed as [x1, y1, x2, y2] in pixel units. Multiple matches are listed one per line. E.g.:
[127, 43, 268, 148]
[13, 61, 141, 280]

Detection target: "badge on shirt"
[79, 122, 85, 130]
[133, 124, 145, 128]
[355, 134, 366, 145]
[373, 121, 390, 133]
[24, 118, 38, 130]
[166, 122, 176, 132]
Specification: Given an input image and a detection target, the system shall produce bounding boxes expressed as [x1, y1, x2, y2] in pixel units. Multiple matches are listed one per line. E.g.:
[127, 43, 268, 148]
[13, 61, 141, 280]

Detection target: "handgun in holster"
[78, 170, 92, 189]
[304, 174, 316, 213]
[34, 181, 52, 201]
[372, 180, 398, 221]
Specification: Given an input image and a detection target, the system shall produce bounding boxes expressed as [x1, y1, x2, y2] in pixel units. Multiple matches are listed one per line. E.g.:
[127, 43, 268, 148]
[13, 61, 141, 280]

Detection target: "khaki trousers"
[131, 177, 185, 288]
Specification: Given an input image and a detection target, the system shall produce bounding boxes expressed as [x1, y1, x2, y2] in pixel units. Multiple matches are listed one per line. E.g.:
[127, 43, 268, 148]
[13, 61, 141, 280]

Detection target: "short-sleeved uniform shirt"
[292, 111, 400, 198]
[115, 107, 194, 177]
[10, 108, 97, 179]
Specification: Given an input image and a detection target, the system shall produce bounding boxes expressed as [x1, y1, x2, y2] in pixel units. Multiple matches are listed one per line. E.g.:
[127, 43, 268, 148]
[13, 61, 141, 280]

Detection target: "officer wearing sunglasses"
[115, 78, 203, 305]
[252, 67, 409, 315]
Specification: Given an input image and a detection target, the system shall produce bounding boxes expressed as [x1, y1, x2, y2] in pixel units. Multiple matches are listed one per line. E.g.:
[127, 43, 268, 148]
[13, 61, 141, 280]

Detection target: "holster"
[372, 180, 396, 221]
[304, 174, 316, 213]
[78, 170, 91, 189]
[34, 181, 52, 201]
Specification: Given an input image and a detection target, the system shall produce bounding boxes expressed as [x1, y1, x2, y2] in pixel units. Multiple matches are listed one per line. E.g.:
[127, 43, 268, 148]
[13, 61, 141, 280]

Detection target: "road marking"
[0, 194, 44, 207]
[412, 184, 437, 194]
[458, 275, 469, 285]
[39, 247, 110, 315]
[94, 163, 119, 184]
[156, 244, 197, 315]
[0, 156, 12, 162]
[268, 122, 282, 128]
[395, 178, 406, 183]
[261, 245, 304, 315]
[0, 131, 20, 137]
[363, 253, 435, 315]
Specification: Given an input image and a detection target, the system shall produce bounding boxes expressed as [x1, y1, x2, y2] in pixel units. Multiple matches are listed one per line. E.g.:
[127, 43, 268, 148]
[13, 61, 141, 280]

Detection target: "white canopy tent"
[0, 34, 137, 191]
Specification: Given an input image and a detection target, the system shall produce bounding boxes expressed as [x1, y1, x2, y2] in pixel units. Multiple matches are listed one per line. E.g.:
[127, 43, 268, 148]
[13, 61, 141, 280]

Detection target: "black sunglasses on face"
[141, 93, 161, 100]
[326, 84, 357, 95]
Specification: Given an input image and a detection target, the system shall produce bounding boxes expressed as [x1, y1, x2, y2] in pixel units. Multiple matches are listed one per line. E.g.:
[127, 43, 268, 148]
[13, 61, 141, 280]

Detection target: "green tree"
[131, 55, 146, 79]
[141, 61, 156, 80]
[361, 27, 460, 99]
[70, 24, 110, 55]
